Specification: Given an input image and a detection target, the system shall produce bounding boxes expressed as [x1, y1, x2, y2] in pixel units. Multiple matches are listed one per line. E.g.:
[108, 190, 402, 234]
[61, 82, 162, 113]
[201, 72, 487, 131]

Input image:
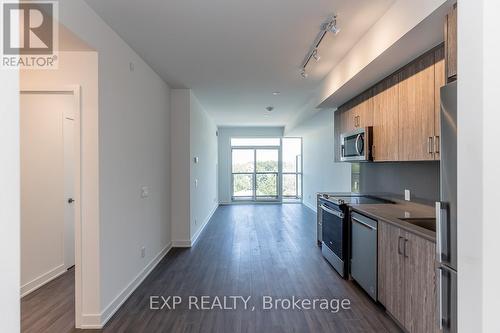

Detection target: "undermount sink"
[399, 218, 436, 232]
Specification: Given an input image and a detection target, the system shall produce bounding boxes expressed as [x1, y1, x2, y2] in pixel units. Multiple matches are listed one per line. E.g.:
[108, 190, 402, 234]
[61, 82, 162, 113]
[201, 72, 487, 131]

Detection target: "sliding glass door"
[231, 137, 302, 202]
[231, 138, 281, 201]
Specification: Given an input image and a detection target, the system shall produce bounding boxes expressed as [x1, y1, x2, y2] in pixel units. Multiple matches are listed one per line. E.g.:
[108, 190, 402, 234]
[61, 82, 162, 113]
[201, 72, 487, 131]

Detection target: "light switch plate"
[404, 189, 411, 201]
[141, 186, 149, 198]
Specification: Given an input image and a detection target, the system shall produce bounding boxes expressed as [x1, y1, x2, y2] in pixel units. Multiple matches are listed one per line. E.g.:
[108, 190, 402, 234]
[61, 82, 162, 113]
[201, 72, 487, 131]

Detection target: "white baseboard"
[21, 264, 67, 297]
[84, 242, 172, 328]
[191, 204, 218, 246]
[303, 201, 317, 213]
[171, 204, 219, 248]
[171, 240, 191, 247]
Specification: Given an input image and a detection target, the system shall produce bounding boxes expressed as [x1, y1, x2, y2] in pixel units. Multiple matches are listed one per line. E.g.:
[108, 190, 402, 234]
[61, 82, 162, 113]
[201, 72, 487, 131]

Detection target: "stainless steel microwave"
[340, 127, 373, 162]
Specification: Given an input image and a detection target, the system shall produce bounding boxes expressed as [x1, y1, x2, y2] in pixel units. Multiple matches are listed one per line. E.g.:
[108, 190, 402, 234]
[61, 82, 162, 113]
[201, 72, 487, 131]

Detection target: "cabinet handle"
[404, 239, 409, 258]
[434, 136, 440, 154]
[398, 236, 404, 255]
[428, 137, 434, 154]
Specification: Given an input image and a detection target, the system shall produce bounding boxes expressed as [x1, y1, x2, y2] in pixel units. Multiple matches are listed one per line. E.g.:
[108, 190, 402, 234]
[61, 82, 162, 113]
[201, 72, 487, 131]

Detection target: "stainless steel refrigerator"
[436, 80, 457, 333]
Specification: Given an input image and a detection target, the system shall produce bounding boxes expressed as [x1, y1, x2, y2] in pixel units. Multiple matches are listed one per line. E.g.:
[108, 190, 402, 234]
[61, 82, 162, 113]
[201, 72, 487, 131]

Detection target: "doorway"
[20, 87, 81, 328]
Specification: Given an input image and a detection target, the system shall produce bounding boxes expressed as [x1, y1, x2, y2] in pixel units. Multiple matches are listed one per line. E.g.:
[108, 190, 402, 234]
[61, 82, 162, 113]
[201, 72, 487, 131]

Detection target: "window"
[230, 137, 302, 201]
[282, 138, 302, 200]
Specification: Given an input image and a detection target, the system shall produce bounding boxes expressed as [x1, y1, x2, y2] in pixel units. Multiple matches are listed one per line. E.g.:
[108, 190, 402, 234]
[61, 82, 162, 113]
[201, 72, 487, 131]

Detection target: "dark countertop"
[317, 192, 436, 242]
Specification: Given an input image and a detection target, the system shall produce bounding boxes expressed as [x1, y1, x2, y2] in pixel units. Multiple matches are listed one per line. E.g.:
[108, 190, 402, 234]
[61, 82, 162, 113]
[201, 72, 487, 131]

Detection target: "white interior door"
[21, 92, 76, 291]
[64, 111, 75, 269]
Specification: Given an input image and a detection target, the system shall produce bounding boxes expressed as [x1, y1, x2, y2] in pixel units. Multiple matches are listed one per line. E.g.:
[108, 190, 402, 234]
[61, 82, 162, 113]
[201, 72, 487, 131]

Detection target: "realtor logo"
[1, 1, 58, 69]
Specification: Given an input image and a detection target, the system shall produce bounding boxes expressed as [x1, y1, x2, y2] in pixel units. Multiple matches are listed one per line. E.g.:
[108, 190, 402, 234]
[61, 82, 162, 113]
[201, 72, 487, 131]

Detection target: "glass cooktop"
[322, 195, 394, 205]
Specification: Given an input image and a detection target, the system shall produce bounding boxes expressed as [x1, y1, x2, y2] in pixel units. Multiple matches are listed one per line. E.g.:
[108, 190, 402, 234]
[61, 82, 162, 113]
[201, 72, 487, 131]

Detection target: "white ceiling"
[85, 0, 395, 126]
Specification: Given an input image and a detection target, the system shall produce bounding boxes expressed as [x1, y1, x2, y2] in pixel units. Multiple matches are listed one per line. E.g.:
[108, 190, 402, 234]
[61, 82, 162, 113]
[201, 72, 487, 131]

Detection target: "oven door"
[320, 201, 347, 277]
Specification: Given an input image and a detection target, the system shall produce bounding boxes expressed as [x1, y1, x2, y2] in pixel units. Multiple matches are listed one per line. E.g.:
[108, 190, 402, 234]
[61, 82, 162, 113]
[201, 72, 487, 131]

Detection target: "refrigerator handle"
[436, 202, 449, 263]
[436, 202, 442, 262]
[437, 267, 443, 330]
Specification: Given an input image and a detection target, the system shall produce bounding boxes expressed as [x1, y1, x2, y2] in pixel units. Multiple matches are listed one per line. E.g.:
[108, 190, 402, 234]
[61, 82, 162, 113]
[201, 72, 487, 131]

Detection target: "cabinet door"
[398, 51, 436, 161]
[434, 45, 445, 160]
[354, 89, 373, 128]
[378, 222, 406, 325]
[373, 74, 399, 161]
[340, 105, 356, 134]
[404, 233, 439, 333]
[445, 3, 457, 80]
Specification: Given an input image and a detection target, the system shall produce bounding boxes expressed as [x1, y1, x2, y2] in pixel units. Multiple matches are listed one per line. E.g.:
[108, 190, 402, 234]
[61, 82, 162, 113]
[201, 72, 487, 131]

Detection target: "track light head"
[300, 68, 308, 79]
[322, 15, 340, 35]
[312, 49, 320, 62]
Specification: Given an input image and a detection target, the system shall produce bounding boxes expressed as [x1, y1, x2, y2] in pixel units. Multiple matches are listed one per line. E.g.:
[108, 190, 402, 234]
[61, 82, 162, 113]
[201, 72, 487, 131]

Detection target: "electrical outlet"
[141, 246, 146, 258]
[404, 189, 411, 201]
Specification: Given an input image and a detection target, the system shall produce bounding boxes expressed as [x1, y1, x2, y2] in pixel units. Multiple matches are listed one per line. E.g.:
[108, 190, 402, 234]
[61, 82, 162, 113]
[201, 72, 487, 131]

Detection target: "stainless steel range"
[317, 194, 393, 278]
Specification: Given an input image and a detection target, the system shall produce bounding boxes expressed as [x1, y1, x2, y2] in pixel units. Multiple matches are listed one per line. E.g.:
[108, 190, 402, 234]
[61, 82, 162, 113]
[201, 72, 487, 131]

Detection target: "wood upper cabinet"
[398, 51, 436, 161]
[372, 74, 399, 161]
[378, 221, 439, 333]
[338, 89, 373, 135]
[353, 89, 373, 129]
[445, 3, 457, 81]
[378, 221, 406, 324]
[434, 45, 446, 160]
[339, 102, 356, 134]
[404, 232, 439, 333]
[335, 45, 445, 162]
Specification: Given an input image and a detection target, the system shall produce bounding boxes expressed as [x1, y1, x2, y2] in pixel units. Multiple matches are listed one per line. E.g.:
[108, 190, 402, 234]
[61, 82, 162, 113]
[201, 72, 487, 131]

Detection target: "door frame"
[20, 85, 83, 327]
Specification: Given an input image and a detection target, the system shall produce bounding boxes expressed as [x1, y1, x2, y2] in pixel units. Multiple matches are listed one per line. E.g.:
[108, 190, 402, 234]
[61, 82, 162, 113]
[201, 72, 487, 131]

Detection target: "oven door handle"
[320, 204, 344, 219]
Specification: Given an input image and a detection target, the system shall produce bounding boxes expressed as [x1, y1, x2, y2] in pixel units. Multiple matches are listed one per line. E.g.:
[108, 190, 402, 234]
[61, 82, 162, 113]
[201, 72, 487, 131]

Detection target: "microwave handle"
[355, 134, 362, 155]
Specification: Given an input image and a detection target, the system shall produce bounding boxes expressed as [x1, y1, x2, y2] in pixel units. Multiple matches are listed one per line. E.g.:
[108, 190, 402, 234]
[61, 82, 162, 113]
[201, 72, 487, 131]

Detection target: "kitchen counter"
[318, 192, 436, 242]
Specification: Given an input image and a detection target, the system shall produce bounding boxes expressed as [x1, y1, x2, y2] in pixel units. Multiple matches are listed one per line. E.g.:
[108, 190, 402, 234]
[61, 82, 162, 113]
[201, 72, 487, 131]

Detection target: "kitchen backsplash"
[354, 161, 440, 202]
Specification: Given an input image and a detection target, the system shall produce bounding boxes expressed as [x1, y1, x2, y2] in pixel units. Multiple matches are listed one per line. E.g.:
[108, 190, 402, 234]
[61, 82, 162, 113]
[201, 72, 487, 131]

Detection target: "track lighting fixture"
[299, 15, 340, 78]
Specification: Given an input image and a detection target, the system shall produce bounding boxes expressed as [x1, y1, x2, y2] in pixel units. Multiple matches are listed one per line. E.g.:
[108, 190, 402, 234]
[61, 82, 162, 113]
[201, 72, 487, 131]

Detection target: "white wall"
[217, 126, 284, 203]
[170, 89, 191, 245]
[0, 66, 20, 333]
[190, 93, 218, 241]
[56, 1, 172, 327]
[458, 0, 500, 332]
[285, 109, 351, 210]
[171, 89, 218, 246]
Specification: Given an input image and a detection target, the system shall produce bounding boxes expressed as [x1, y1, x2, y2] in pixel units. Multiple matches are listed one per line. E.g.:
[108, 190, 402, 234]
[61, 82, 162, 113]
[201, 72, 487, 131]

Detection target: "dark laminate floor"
[21, 267, 75, 333]
[23, 204, 401, 333]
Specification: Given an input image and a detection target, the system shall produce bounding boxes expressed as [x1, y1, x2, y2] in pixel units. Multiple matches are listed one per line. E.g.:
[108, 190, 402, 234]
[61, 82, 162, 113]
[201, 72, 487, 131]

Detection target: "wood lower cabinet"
[378, 221, 439, 333]
[372, 74, 399, 161]
[404, 232, 439, 333]
[398, 50, 436, 161]
[378, 221, 406, 324]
